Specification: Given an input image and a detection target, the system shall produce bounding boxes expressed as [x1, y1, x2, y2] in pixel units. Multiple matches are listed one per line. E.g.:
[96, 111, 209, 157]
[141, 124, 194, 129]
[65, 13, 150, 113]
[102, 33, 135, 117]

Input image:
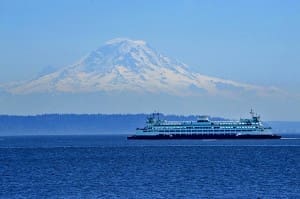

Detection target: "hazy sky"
[0, 0, 300, 119]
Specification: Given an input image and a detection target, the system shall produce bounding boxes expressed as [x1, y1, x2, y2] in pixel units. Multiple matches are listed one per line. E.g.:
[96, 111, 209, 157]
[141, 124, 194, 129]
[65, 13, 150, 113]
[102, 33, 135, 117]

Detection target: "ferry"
[127, 110, 281, 140]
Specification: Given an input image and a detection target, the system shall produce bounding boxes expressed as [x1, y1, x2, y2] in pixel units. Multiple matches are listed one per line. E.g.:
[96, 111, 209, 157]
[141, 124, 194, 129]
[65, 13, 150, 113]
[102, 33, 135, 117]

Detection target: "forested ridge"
[0, 114, 298, 135]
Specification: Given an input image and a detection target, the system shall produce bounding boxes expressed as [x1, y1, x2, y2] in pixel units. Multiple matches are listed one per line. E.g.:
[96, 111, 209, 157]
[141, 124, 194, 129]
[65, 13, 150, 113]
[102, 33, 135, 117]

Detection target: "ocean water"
[0, 135, 299, 199]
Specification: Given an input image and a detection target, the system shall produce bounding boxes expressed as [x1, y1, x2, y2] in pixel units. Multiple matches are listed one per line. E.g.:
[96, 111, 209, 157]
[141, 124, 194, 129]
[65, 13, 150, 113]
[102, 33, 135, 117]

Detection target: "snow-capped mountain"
[4, 38, 279, 96]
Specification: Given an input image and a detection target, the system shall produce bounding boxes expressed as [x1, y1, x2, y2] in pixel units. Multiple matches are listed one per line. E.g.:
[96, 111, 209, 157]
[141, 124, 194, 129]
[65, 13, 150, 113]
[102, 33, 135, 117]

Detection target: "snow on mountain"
[4, 38, 279, 96]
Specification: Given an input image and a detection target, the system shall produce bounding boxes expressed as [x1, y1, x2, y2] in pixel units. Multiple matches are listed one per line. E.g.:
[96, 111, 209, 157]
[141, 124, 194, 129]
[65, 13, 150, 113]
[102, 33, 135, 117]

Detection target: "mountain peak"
[105, 38, 147, 46]
[75, 37, 183, 74]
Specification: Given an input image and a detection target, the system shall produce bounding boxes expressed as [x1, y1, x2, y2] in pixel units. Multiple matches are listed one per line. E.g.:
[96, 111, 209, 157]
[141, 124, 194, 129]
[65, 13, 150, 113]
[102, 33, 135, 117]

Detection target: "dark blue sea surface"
[0, 135, 300, 198]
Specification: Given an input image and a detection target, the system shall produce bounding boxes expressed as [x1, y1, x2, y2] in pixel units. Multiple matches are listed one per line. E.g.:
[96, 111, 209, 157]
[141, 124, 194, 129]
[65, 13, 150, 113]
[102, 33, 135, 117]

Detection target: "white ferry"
[127, 110, 281, 139]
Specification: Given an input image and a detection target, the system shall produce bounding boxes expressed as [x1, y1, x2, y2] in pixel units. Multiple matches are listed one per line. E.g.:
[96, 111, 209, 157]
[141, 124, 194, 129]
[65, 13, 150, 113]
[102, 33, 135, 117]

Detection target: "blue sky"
[0, 0, 300, 119]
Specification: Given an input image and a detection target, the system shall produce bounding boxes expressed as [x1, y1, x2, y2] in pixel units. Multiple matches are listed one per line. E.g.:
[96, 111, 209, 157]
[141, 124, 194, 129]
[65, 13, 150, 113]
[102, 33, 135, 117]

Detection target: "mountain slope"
[4, 38, 279, 96]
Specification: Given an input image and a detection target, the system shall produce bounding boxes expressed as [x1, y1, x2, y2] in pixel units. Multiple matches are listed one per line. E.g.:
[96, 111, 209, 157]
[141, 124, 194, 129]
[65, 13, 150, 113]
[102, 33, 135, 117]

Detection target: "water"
[0, 135, 300, 198]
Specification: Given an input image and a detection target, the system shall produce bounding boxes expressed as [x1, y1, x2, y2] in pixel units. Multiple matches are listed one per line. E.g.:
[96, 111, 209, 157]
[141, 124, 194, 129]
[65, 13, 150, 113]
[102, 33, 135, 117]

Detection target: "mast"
[250, 108, 255, 118]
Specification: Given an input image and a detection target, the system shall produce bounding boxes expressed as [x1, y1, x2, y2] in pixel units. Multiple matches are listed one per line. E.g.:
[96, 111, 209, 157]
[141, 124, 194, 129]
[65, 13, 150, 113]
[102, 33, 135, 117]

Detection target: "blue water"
[0, 135, 300, 198]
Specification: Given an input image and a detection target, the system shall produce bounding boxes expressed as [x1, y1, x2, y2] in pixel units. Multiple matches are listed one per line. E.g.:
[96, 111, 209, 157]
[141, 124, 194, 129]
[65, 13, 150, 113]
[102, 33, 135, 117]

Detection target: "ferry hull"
[127, 133, 281, 140]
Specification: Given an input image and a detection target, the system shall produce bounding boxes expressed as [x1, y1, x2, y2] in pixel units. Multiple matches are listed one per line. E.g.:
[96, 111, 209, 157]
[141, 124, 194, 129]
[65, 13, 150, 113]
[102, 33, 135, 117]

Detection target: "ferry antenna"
[250, 108, 255, 117]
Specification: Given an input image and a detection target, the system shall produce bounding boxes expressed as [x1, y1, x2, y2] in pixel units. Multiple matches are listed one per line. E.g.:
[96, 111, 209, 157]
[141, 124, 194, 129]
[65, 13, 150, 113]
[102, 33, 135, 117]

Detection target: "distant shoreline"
[0, 114, 300, 136]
